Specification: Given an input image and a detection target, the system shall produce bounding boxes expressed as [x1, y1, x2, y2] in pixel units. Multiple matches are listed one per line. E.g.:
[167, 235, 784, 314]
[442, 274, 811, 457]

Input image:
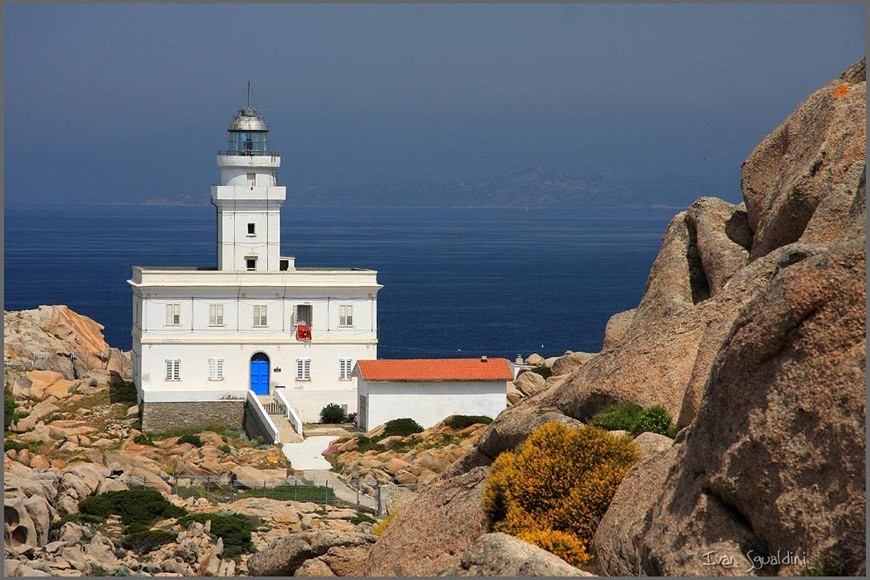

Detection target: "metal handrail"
[217, 149, 280, 157]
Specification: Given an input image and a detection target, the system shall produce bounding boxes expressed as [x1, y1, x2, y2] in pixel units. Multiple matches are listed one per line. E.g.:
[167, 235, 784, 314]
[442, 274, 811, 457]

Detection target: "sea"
[4, 204, 675, 360]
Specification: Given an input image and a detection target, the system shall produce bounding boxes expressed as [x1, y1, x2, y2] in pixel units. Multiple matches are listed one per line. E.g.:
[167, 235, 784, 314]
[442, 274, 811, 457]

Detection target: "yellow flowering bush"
[483, 422, 639, 565]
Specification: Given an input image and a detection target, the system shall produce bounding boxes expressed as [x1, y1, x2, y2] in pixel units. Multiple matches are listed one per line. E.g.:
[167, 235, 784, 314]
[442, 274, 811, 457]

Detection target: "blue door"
[250, 353, 270, 395]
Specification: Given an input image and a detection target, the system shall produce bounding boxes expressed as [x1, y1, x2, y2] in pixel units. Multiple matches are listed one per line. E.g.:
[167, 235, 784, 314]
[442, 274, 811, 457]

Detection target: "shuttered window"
[165, 359, 181, 381]
[165, 304, 181, 326]
[339, 305, 353, 327]
[208, 358, 224, 381]
[209, 304, 224, 327]
[253, 305, 268, 327]
[296, 358, 311, 380]
[339, 358, 353, 380]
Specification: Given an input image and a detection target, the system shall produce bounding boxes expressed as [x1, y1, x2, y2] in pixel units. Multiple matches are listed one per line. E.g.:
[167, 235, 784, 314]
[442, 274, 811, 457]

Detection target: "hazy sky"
[4, 3, 865, 206]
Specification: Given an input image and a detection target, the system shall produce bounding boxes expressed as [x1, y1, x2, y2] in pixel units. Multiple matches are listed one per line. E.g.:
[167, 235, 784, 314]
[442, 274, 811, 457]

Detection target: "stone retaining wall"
[141, 401, 246, 433]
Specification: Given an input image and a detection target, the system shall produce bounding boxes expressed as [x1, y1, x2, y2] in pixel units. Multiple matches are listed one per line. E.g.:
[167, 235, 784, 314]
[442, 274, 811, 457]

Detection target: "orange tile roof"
[355, 358, 513, 382]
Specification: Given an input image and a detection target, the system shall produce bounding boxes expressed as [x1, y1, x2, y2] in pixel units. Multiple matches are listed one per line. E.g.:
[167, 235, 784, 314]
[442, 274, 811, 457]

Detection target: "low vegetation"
[120, 529, 178, 554]
[382, 418, 424, 438]
[320, 403, 348, 424]
[178, 512, 258, 557]
[372, 511, 397, 537]
[589, 402, 678, 438]
[483, 422, 639, 566]
[443, 415, 493, 430]
[79, 488, 187, 533]
[133, 433, 154, 446]
[177, 434, 204, 447]
[4, 385, 19, 431]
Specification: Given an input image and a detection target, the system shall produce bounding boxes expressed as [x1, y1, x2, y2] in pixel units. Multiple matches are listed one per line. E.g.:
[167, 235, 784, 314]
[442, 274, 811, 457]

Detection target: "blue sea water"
[4, 205, 674, 360]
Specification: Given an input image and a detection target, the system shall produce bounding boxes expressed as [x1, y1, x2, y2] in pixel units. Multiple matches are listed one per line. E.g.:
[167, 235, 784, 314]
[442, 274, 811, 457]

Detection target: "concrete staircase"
[259, 396, 304, 444]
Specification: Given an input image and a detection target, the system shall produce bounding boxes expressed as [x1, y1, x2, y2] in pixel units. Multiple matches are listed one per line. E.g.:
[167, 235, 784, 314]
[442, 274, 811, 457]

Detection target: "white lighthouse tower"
[212, 105, 286, 272]
[129, 96, 381, 437]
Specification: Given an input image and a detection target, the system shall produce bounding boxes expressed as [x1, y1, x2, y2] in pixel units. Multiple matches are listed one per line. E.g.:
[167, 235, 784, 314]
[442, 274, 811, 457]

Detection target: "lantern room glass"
[229, 131, 268, 155]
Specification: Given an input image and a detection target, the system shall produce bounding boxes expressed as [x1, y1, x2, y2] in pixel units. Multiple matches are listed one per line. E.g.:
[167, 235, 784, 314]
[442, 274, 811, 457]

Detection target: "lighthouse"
[129, 97, 381, 437]
[212, 105, 286, 272]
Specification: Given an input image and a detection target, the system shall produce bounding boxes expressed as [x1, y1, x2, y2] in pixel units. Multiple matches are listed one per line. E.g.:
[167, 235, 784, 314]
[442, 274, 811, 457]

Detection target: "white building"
[129, 104, 381, 433]
[354, 358, 511, 430]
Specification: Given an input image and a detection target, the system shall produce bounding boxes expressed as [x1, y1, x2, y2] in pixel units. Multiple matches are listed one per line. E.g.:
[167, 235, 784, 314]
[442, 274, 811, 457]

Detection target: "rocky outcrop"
[685, 197, 751, 296]
[601, 308, 634, 351]
[367, 58, 867, 576]
[364, 466, 490, 576]
[441, 532, 592, 576]
[4, 306, 130, 382]
[327, 418, 489, 493]
[741, 58, 866, 260]
[247, 530, 376, 576]
[596, 239, 866, 576]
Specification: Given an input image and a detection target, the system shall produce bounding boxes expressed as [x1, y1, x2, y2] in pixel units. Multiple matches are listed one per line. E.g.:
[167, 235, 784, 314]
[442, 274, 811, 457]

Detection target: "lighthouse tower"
[130, 96, 381, 436]
[211, 105, 287, 271]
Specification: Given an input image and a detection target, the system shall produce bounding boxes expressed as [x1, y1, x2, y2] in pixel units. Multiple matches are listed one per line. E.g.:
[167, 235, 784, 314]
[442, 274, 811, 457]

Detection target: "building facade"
[354, 358, 511, 430]
[130, 105, 381, 432]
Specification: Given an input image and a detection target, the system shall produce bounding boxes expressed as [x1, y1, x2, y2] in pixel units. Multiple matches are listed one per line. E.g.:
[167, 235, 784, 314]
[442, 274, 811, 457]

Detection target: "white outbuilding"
[353, 357, 512, 430]
[129, 102, 381, 435]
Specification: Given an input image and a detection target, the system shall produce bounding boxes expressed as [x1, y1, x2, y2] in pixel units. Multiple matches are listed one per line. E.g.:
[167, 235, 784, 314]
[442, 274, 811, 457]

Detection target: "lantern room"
[225, 106, 270, 155]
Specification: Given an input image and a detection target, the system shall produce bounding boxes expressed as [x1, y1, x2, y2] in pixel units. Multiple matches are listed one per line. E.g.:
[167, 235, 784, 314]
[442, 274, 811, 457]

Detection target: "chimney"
[480, 355, 488, 363]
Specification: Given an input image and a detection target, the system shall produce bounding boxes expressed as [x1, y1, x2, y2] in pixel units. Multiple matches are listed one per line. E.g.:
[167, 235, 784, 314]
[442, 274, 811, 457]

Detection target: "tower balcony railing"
[217, 149, 281, 157]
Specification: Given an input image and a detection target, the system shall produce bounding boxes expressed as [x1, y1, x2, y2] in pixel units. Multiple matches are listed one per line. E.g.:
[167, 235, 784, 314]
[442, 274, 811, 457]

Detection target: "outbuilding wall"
[357, 380, 507, 430]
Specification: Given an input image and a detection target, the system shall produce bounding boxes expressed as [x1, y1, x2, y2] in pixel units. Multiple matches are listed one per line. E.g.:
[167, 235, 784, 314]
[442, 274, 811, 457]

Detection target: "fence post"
[356, 481, 360, 511]
[294, 479, 298, 502]
[376, 483, 382, 516]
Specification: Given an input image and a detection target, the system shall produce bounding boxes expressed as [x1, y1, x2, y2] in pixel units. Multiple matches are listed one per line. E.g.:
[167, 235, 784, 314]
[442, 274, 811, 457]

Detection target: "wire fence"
[118, 474, 392, 514]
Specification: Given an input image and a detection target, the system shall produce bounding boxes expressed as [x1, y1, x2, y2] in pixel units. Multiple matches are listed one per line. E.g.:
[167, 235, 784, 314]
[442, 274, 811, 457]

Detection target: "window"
[246, 258, 257, 271]
[247, 223, 256, 236]
[296, 358, 311, 380]
[165, 359, 181, 381]
[209, 304, 224, 327]
[339, 305, 354, 327]
[339, 358, 353, 380]
[208, 358, 224, 381]
[253, 305, 268, 327]
[247, 172, 256, 187]
[165, 304, 180, 326]
[293, 304, 312, 326]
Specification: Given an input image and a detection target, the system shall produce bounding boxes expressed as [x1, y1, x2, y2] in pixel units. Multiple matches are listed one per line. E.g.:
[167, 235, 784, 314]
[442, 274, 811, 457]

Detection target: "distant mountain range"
[138, 166, 654, 208]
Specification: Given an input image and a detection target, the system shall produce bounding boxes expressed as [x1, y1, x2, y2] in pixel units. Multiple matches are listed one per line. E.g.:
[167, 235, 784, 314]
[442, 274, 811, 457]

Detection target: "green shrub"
[219, 444, 232, 454]
[121, 529, 177, 554]
[444, 415, 493, 430]
[589, 401, 644, 431]
[177, 434, 203, 447]
[79, 489, 186, 530]
[178, 512, 257, 553]
[631, 405, 676, 437]
[320, 403, 347, 424]
[483, 422, 639, 565]
[382, 418, 423, 438]
[78, 493, 114, 519]
[122, 522, 151, 534]
[5, 440, 27, 453]
[89, 562, 111, 576]
[4, 387, 18, 431]
[133, 433, 154, 446]
[590, 402, 677, 438]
